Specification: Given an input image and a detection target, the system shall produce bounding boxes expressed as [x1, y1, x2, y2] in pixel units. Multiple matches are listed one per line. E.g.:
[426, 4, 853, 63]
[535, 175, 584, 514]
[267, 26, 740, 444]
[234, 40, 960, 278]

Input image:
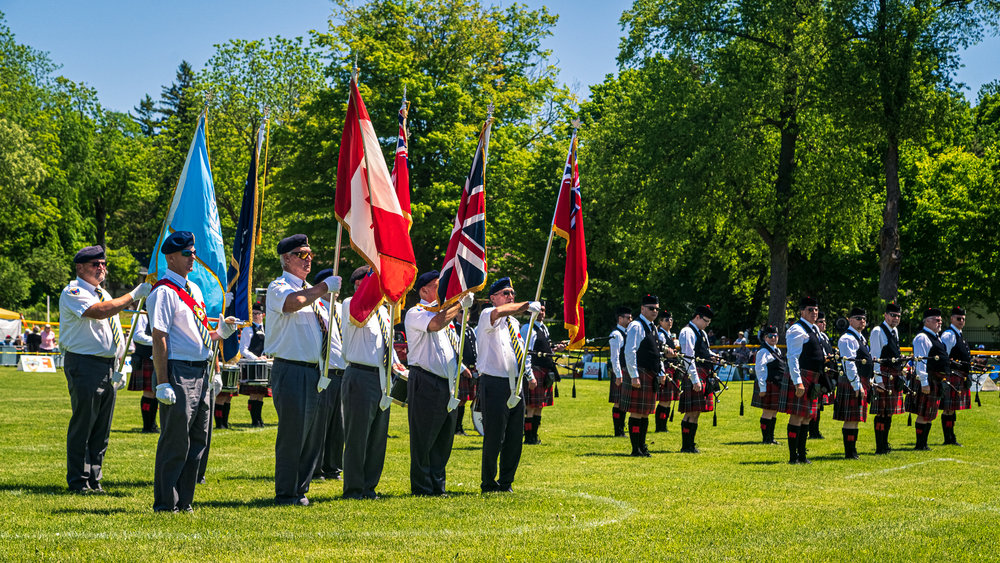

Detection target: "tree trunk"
[767, 234, 789, 337]
[878, 135, 901, 300]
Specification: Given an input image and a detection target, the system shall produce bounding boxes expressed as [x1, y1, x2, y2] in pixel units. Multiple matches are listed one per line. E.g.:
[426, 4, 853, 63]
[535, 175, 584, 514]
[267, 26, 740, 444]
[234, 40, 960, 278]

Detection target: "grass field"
[2, 367, 999, 561]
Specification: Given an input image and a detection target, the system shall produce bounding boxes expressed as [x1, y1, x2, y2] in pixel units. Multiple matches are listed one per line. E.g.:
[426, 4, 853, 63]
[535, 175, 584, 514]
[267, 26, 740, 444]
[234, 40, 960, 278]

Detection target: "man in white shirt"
[404, 270, 473, 495]
[752, 324, 783, 445]
[148, 231, 235, 512]
[779, 297, 824, 464]
[59, 245, 150, 493]
[607, 306, 632, 437]
[676, 304, 718, 454]
[869, 303, 905, 455]
[341, 266, 402, 500]
[654, 311, 679, 433]
[476, 277, 540, 492]
[939, 306, 972, 446]
[263, 234, 341, 506]
[311, 268, 349, 482]
[907, 308, 947, 451]
[834, 308, 871, 459]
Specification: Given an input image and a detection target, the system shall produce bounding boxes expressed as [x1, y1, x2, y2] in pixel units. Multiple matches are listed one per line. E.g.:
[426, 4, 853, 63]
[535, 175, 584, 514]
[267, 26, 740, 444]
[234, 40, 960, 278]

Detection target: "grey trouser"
[153, 360, 210, 511]
[313, 369, 345, 478]
[480, 374, 524, 489]
[407, 366, 456, 495]
[342, 364, 390, 498]
[271, 359, 322, 502]
[64, 352, 116, 490]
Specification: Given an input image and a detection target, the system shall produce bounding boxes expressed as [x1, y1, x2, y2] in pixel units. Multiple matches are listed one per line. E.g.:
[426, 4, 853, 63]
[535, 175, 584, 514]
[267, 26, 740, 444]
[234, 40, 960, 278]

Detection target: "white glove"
[216, 317, 237, 339]
[317, 375, 332, 393]
[527, 301, 542, 315]
[323, 275, 342, 293]
[460, 292, 475, 310]
[112, 371, 127, 391]
[224, 292, 234, 307]
[130, 282, 152, 300]
[211, 373, 223, 396]
[155, 383, 176, 405]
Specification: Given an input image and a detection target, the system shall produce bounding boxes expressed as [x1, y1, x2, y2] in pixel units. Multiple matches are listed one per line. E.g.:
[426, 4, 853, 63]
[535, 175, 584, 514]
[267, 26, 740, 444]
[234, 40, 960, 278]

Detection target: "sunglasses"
[851, 316, 866, 321]
[181, 249, 197, 257]
[89, 261, 107, 268]
[887, 313, 901, 318]
[498, 290, 516, 297]
[294, 251, 314, 260]
[805, 307, 819, 312]
[645, 305, 659, 310]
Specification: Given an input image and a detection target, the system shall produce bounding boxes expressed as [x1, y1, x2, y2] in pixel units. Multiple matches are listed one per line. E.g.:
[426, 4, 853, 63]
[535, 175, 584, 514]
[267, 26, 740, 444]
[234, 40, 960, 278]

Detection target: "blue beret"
[414, 270, 439, 293]
[161, 231, 195, 255]
[489, 277, 512, 295]
[277, 234, 309, 255]
[73, 245, 106, 264]
[313, 268, 334, 285]
[350, 266, 371, 284]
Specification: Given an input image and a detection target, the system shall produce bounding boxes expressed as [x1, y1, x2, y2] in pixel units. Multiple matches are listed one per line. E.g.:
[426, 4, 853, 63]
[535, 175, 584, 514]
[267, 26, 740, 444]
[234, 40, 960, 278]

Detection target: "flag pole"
[448, 307, 469, 412]
[509, 123, 579, 408]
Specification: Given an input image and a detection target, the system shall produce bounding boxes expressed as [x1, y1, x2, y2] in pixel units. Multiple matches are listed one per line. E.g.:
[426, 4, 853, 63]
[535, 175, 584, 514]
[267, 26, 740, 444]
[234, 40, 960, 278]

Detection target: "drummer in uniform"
[653, 310, 679, 433]
[59, 245, 151, 493]
[522, 300, 564, 445]
[908, 308, 947, 451]
[129, 305, 159, 433]
[869, 303, 905, 454]
[263, 234, 341, 506]
[808, 311, 834, 440]
[780, 297, 824, 464]
[237, 303, 269, 428]
[404, 271, 472, 495]
[149, 231, 235, 512]
[834, 307, 871, 459]
[677, 304, 718, 454]
[939, 306, 972, 446]
[607, 306, 632, 438]
[752, 324, 783, 445]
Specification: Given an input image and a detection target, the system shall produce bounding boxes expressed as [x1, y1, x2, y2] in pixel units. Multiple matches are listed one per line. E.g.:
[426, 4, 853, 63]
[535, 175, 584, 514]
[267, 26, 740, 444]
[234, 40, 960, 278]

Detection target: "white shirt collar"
[922, 326, 937, 337]
[420, 298, 437, 307]
[163, 269, 187, 287]
[848, 326, 865, 340]
[75, 276, 98, 294]
[949, 323, 962, 335]
[282, 270, 304, 289]
[798, 317, 816, 330]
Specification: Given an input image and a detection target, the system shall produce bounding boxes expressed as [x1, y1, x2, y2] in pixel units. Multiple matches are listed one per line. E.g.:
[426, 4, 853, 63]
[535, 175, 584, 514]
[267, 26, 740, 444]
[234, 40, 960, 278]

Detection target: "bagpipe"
[679, 354, 732, 426]
[808, 353, 843, 401]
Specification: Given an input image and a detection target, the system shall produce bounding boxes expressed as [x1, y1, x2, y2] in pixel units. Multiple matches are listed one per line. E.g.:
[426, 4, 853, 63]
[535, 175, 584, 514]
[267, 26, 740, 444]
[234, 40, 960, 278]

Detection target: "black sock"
[787, 424, 798, 461]
[628, 417, 641, 453]
[760, 417, 769, 442]
[222, 402, 231, 427]
[534, 415, 542, 440]
[455, 404, 466, 432]
[140, 396, 157, 431]
[797, 424, 809, 460]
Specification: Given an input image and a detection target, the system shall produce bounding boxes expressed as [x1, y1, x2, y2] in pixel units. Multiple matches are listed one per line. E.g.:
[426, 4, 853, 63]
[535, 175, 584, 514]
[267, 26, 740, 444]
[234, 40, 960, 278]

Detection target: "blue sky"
[2, 0, 996, 114]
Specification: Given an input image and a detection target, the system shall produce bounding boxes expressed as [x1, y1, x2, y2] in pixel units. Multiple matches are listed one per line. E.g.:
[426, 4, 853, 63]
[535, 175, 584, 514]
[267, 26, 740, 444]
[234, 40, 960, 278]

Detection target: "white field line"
[844, 458, 967, 479]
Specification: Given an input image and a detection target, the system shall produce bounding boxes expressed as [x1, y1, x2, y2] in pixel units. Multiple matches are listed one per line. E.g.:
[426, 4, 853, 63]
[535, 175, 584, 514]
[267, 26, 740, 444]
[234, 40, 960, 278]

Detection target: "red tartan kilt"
[778, 369, 819, 418]
[457, 371, 477, 401]
[656, 367, 681, 402]
[940, 372, 971, 411]
[609, 376, 622, 404]
[905, 375, 941, 420]
[239, 383, 271, 397]
[869, 368, 905, 415]
[127, 358, 154, 392]
[620, 368, 657, 415]
[833, 376, 868, 422]
[523, 368, 554, 409]
[678, 367, 714, 413]
[750, 379, 781, 411]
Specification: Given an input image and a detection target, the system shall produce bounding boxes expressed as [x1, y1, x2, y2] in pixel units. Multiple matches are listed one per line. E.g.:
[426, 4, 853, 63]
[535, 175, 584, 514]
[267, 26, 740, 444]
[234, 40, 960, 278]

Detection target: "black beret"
[350, 266, 370, 284]
[816, 311, 826, 321]
[849, 307, 867, 318]
[760, 324, 779, 337]
[950, 306, 966, 317]
[695, 304, 714, 319]
[252, 302, 264, 312]
[161, 231, 195, 255]
[641, 294, 659, 306]
[885, 302, 901, 314]
[657, 310, 672, 322]
[277, 234, 309, 255]
[313, 268, 334, 285]
[539, 298, 548, 308]
[414, 270, 439, 293]
[923, 307, 942, 320]
[615, 306, 632, 318]
[73, 245, 106, 264]
[489, 277, 512, 295]
[799, 296, 819, 309]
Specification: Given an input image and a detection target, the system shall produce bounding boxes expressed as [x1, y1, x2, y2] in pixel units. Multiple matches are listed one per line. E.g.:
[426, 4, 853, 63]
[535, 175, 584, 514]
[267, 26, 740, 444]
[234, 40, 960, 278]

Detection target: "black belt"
[349, 363, 380, 373]
[65, 351, 114, 365]
[409, 364, 448, 379]
[172, 359, 208, 368]
[274, 357, 319, 370]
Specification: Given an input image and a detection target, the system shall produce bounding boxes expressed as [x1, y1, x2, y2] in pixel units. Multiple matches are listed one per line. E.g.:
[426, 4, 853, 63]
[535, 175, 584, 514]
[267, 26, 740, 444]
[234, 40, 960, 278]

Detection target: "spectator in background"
[26, 326, 42, 353]
[39, 324, 56, 353]
[3, 335, 12, 346]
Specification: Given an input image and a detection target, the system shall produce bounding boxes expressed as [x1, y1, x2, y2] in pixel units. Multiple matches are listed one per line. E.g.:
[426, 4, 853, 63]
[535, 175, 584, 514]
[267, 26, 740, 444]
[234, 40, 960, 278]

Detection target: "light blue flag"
[148, 112, 227, 327]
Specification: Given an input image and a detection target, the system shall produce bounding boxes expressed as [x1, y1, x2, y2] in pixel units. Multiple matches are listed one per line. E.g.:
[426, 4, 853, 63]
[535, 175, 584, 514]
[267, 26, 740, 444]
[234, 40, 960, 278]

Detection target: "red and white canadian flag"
[335, 78, 416, 324]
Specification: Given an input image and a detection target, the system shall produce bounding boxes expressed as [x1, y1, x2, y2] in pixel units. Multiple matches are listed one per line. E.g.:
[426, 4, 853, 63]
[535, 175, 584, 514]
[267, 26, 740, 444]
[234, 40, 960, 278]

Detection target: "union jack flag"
[437, 117, 492, 307]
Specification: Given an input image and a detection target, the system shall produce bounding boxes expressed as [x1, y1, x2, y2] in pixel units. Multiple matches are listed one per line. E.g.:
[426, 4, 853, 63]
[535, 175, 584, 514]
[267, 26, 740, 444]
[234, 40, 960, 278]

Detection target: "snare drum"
[471, 395, 484, 436]
[390, 369, 409, 407]
[240, 359, 272, 387]
[221, 364, 240, 393]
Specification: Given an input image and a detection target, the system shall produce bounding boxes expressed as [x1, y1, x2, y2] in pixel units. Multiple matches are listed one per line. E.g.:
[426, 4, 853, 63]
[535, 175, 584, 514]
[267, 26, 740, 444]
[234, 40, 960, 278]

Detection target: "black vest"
[248, 323, 265, 357]
[131, 316, 153, 363]
[689, 322, 713, 360]
[761, 343, 786, 383]
[461, 323, 477, 365]
[877, 323, 902, 369]
[946, 326, 971, 372]
[608, 327, 627, 377]
[796, 320, 826, 372]
[924, 329, 949, 373]
[532, 321, 556, 372]
[845, 329, 873, 380]
[636, 319, 661, 372]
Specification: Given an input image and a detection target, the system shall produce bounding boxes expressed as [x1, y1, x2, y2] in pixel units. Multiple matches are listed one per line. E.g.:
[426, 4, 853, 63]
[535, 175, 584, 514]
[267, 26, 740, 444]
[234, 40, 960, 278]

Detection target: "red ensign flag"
[551, 131, 588, 349]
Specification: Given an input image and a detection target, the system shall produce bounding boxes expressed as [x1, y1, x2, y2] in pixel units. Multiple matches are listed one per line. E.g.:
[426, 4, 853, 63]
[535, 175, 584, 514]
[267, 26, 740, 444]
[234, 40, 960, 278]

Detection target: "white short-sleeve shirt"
[146, 269, 212, 361]
[263, 271, 326, 364]
[405, 300, 459, 379]
[58, 277, 124, 358]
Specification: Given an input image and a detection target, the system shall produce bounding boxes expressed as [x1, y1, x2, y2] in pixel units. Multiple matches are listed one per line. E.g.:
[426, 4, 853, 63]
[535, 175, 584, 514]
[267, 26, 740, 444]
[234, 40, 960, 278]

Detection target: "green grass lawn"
[2, 367, 999, 561]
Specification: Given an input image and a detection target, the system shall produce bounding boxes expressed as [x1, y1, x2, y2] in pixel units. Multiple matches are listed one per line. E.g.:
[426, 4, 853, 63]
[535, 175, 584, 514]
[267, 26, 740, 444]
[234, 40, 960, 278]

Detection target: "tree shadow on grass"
[452, 446, 483, 451]
[0, 482, 139, 498]
[220, 474, 273, 482]
[576, 452, 637, 457]
[737, 460, 783, 465]
[723, 441, 770, 446]
[110, 427, 158, 434]
[52, 507, 130, 515]
[568, 435, 623, 439]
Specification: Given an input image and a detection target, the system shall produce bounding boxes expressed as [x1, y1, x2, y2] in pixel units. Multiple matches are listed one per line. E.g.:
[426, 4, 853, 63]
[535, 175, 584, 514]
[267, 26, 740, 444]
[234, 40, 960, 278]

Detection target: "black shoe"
[197, 477, 207, 485]
[808, 433, 825, 440]
[342, 493, 364, 500]
[312, 475, 326, 481]
[798, 457, 812, 464]
[788, 459, 800, 465]
[142, 426, 160, 434]
[455, 429, 468, 436]
[481, 482, 501, 493]
[69, 486, 91, 495]
[914, 445, 932, 451]
[497, 484, 513, 493]
[765, 439, 781, 445]
[89, 483, 105, 494]
[180, 505, 194, 513]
